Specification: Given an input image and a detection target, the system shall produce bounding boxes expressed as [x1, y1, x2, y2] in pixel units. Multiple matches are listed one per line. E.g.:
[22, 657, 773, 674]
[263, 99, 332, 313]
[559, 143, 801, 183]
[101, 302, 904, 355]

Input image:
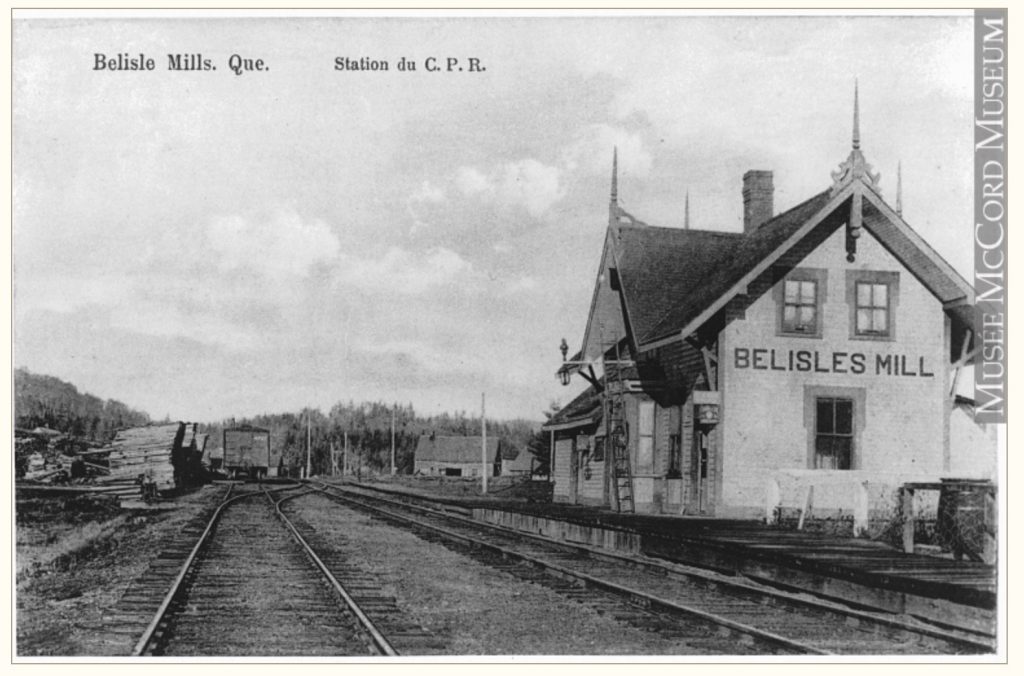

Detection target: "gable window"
[855, 283, 889, 335]
[775, 268, 827, 338]
[846, 271, 899, 341]
[783, 280, 818, 333]
[815, 397, 853, 470]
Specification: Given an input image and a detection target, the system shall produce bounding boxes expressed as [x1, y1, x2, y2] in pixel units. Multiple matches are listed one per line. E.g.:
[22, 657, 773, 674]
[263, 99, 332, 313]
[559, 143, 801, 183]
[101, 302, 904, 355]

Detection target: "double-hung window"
[815, 397, 853, 470]
[783, 280, 818, 333]
[777, 269, 826, 338]
[855, 282, 890, 335]
[847, 271, 899, 340]
[637, 401, 654, 474]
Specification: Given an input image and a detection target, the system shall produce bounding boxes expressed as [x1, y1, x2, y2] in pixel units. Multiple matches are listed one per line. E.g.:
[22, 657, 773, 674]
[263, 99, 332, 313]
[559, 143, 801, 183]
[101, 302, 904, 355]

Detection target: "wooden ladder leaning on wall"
[606, 341, 635, 514]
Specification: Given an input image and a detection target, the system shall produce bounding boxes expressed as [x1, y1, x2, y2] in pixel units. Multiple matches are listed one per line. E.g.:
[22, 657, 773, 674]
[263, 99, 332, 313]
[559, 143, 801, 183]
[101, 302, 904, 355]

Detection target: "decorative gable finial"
[831, 79, 881, 195]
[606, 147, 649, 230]
[611, 146, 619, 206]
[896, 161, 903, 216]
[853, 79, 861, 150]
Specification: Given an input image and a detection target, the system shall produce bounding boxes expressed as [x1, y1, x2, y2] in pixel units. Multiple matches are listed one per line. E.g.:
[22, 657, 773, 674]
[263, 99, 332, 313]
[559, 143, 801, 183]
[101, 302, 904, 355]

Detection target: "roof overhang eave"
[541, 415, 601, 432]
[636, 328, 694, 354]
[860, 189, 976, 302]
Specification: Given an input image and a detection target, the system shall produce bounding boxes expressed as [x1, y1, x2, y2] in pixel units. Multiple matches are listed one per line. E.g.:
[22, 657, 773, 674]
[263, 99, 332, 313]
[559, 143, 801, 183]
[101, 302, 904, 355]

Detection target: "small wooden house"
[414, 435, 502, 477]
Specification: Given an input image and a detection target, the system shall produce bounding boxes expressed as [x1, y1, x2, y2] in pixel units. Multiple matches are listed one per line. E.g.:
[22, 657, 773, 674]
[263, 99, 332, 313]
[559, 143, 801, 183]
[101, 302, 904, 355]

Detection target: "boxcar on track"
[222, 425, 271, 480]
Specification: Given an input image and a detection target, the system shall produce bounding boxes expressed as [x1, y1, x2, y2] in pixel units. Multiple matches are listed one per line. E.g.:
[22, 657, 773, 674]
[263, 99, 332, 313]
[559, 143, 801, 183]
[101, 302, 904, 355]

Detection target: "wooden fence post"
[765, 477, 781, 524]
[797, 485, 814, 531]
[900, 486, 915, 554]
[853, 481, 869, 536]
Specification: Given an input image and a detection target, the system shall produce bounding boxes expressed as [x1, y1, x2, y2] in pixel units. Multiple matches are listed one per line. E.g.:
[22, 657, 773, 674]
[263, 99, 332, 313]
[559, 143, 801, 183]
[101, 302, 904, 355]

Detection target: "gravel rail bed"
[290, 491, 767, 655]
[157, 489, 380, 656]
[16, 486, 228, 657]
[321, 484, 989, 656]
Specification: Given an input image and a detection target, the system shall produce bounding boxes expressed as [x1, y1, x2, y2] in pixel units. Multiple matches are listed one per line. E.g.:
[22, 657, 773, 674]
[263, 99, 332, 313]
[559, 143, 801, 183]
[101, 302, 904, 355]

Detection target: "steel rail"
[324, 481, 996, 654]
[130, 483, 301, 656]
[313, 484, 828, 656]
[270, 488, 399, 657]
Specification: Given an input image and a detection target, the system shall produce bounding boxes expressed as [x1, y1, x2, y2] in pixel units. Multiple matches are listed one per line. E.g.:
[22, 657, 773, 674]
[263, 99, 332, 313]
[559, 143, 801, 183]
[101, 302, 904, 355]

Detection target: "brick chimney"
[742, 170, 774, 233]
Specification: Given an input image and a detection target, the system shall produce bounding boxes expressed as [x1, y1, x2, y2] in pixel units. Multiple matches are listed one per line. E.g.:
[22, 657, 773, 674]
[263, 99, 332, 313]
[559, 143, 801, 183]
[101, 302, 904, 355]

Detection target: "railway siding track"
[99, 485, 237, 652]
[122, 484, 400, 657]
[299, 491, 771, 655]
[275, 492, 442, 655]
[316, 482, 995, 656]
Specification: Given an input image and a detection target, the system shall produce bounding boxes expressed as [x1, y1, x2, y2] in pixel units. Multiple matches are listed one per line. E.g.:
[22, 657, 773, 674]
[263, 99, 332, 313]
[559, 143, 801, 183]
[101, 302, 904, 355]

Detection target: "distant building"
[500, 444, 536, 476]
[548, 91, 996, 518]
[414, 435, 502, 477]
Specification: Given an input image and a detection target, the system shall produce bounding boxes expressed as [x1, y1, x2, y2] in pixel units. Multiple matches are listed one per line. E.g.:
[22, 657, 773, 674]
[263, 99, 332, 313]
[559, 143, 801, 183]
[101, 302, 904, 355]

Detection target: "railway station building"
[546, 96, 997, 519]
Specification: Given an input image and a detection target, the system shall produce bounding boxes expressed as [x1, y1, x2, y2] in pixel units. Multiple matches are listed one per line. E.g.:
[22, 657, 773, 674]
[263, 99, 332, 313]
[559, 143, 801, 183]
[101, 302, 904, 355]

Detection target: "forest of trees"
[208, 401, 547, 477]
[14, 368, 151, 442]
[13, 368, 555, 476]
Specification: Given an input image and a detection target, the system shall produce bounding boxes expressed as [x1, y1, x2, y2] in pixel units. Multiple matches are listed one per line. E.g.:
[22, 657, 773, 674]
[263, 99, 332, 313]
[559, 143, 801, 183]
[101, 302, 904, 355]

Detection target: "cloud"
[410, 180, 446, 203]
[358, 339, 472, 374]
[564, 124, 653, 179]
[206, 210, 340, 278]
[453, 159, 564, 218]
[335, 246, 474, 295]
[15, 274, 130, 316]
[497, 159, 564, 218]
[454, 166, 492, 195]
[107, 303, 262, 351]
[407, 180, 449, 235]
[504, 276, 539, 294]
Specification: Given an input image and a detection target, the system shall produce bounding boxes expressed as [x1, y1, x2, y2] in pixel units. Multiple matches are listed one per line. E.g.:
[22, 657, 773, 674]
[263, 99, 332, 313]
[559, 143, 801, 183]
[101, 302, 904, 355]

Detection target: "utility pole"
[481, 392, 488, 494]
[343, 430, 348, 480]
[305, 409, 312, 479]
[390, 405, 396, 475]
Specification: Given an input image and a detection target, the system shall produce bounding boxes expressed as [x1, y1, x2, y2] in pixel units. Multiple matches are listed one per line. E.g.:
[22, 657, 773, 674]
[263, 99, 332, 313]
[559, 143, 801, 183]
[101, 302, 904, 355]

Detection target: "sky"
[13, 12, 976, 423]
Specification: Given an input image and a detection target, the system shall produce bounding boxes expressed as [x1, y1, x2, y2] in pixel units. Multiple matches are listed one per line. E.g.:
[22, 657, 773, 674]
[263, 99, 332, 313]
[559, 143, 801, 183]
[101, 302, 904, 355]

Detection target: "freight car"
[222, 425, 271, 480]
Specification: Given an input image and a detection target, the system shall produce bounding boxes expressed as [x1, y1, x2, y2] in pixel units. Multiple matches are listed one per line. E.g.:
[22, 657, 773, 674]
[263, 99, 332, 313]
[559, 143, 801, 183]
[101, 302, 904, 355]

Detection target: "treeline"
[209, 401, 542, 476]
[14, 368, 152, 442]
[13, 368, 554, 475]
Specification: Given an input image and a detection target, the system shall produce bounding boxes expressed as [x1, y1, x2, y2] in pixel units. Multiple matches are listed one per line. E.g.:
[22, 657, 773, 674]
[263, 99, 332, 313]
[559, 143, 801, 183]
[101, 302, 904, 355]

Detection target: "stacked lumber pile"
[100, 423, 186, 491]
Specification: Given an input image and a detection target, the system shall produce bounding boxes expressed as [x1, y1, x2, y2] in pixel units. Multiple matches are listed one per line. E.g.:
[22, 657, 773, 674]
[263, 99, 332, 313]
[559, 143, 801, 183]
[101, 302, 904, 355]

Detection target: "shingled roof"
[414, 435, 501, 464]
[615, 225, 742, 347]
[543, 385, 603, 431]
[639, 189, 835, 347]
[601, 181, 971, 353]
[567, 118, 976, 374]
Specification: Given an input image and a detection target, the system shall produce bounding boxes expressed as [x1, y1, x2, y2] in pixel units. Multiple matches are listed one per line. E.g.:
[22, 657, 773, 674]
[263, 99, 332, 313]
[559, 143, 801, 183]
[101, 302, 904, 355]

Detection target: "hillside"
[14, 368, 151, 442]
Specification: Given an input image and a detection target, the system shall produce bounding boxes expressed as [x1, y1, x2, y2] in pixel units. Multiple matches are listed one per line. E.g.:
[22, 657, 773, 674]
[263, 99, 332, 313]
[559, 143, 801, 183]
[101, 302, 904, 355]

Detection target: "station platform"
[330, 479, 997, 634]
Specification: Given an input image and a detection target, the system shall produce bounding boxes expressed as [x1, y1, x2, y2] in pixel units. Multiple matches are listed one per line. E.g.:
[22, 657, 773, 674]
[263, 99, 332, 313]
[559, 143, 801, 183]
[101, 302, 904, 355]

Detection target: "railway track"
[314, 481, 996, 656]
[122, 483, 401, 656]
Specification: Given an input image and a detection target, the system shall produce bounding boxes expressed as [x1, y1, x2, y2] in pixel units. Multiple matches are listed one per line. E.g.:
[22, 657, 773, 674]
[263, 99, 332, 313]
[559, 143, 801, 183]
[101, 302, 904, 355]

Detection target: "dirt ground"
[290, 491, 709, 655]
[17, 482, 712, 657]
[15, 486, 227, 656]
